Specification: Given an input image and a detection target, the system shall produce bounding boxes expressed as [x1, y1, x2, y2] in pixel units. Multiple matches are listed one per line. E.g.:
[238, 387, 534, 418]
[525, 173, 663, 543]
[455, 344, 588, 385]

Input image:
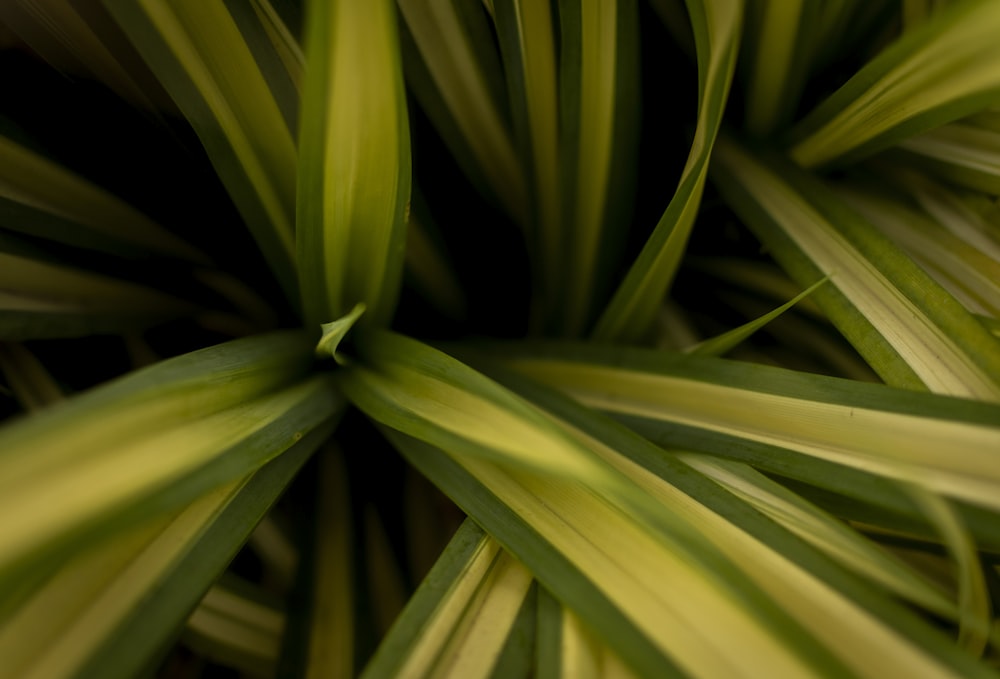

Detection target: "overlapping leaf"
[104, 0, 300, 302]
[711, 133, 1000, 400]
[337, 331, 997, 677]
[789, 0, 1000, 168]
[592, 0, 741, 342]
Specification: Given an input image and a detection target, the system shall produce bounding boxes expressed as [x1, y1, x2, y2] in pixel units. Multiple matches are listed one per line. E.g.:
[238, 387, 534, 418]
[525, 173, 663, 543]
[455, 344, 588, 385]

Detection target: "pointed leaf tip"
[315, 303, 366, 364]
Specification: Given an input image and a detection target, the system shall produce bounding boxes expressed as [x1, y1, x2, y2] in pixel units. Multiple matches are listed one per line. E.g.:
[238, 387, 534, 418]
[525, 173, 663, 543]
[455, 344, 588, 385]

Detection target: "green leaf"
[686, 275, 829, 356]
[789, 0, 1000, 168]
[382, 398, 992, 677]
[493, 0, 562, 304]
[223, 0, 303, 136]
[0, 330, 340, 589]
[0, 425, 329, 679]
[710, 133, 1000, 400]
[385, 432, 801, 678]
[679, 455, 959, 621]
[487, 341, 1000, 516]
[468, 351, 1000, 675]
[295, 0, 411, 330]
[591, 0, 742, 342]
[834, 181, 1000, 320]
[336, 330, 608, 484]
[0, 250, 197, 341]
[0, 134, 206, 263]
[314, 303, 366, 363]
[891, 122, 1000, 198]
[907, 487, 993, 655]
[741, 0, 817, 137]
[398, 0, 526, 223]
[340, 333, 993, 676]
[554, 0, 641, 337]
[362, 519, 536, 678]
[104, 0, 300, 303]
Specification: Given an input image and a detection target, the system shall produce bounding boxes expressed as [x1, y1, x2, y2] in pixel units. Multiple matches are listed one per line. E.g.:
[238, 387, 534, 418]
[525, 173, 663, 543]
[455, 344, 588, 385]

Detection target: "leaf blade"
[296, 0, 411, 329]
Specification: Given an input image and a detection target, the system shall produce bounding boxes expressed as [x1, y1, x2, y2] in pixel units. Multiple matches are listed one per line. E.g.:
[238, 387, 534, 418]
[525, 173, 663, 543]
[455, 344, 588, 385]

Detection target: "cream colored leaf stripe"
[389, 423, 986, 679]
[342, 333, 991, 677]
[0, 426, 326, 679]
[504, 353, 1000, 513]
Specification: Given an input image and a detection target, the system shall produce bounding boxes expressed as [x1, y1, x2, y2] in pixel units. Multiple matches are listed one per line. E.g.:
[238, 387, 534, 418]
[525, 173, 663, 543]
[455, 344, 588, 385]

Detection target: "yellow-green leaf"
[296, 0, 410, 329]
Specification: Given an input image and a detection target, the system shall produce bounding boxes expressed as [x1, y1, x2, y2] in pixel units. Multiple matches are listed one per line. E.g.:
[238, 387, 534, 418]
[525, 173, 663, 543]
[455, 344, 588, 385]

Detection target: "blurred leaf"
[789, 0, 1000, 168]
[223, 0, 303, 135]
[741, 0, 816, 137]
[0, 342, 64, 410]
[362, 520, 535, 679]
[0, 250, 197, 341]
[0, 0, 174, 110]
[908, 487, 993, 655]
[398, 0, 526, 222]
[0, 330, 339, 588]
[302, 444, 355, 679]
[184, 578, 285, 678]
[404, 192, 467, 321]
[0, 134, 206, 263]
[0, 426, 329, 679]
[536, 589, 635, 679]
[494, 0, 561, 303]
[892, 122, 1000, 197]
[104, 0, 300, 303]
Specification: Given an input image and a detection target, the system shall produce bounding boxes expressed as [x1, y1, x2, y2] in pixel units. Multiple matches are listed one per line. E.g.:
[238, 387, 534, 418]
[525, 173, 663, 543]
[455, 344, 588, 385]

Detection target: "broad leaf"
[296, 0, 411, 329]
[0, 331, 339, 590]
[490, 342, 1000, 518]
